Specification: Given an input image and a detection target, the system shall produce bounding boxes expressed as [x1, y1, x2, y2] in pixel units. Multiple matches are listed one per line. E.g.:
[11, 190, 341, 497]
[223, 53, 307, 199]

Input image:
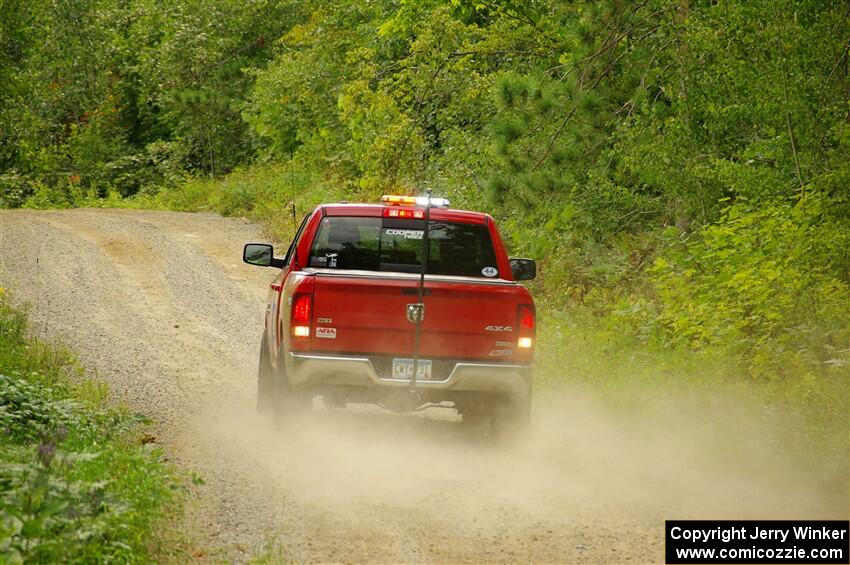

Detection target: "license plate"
[392, 358, 432, 380]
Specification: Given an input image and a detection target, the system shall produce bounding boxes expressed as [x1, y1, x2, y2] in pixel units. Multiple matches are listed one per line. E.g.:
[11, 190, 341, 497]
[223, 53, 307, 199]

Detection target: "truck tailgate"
[310, 271, 521, 360]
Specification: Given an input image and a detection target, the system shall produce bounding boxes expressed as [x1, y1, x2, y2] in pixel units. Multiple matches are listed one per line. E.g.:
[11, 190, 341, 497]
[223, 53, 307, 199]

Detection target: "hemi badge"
[317, 318, 332, 324]
[316, 327, 336, 339]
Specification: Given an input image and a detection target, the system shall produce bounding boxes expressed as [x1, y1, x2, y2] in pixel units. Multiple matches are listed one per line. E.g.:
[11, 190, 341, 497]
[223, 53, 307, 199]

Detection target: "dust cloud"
[192, 380, 847, 562]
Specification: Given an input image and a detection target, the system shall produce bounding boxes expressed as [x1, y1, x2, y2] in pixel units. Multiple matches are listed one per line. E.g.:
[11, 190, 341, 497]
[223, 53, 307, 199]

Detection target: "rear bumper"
[287, 352, 532, 398]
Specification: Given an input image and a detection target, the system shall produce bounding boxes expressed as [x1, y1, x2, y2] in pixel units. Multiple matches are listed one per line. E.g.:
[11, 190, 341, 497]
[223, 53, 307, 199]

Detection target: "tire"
[273, 343, 312, 421]
[256, 330, 277, 413]
[456, 394, 491, 431]
[461, 407, 488, 429]
[490, 393, 531, 438]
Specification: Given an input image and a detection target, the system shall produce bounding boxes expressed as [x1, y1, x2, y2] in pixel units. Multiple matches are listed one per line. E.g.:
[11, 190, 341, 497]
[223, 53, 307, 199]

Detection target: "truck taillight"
[291, 294, 312, 337]
[517, 304, 535, 349]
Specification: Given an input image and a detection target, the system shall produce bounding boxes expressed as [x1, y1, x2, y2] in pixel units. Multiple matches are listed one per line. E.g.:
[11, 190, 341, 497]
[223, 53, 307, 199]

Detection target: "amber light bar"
[380, 195, 450, 208]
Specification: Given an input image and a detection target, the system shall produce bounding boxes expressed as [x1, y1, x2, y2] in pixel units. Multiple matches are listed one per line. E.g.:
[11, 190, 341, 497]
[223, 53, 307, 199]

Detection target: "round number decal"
[481, 266, 498, 277]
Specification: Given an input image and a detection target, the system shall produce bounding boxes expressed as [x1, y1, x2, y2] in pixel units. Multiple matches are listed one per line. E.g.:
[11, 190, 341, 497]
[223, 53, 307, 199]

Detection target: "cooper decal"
[384, 228, 423, 240]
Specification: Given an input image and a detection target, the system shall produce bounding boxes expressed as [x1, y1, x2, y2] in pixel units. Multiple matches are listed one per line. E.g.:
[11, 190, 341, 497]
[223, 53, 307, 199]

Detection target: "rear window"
[308, 216, 500, 278]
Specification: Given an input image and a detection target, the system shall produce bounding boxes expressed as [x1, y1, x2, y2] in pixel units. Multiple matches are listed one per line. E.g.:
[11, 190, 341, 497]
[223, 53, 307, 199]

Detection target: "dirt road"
[0, 209, 842, 563]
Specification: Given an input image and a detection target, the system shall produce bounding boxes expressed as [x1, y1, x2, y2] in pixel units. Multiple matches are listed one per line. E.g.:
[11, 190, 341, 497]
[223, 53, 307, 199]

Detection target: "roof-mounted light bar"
[380, 195, 450, 208]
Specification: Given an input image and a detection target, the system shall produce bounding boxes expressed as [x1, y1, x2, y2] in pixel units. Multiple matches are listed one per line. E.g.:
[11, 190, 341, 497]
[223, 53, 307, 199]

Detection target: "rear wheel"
[256, 330, 277, 413]
[461, 408, 487, 424]
[273, 343, 312, 421]
[456, 393, 489, 428]
[490, 394, 531, 438]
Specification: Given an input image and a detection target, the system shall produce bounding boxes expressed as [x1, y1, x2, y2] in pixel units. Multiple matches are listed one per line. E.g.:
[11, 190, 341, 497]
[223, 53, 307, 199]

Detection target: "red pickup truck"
[243, 195, 537, 433]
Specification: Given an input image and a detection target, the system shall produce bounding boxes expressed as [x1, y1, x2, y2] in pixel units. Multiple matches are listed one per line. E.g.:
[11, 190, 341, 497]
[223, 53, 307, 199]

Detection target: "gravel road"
[0, 209, 841, 563]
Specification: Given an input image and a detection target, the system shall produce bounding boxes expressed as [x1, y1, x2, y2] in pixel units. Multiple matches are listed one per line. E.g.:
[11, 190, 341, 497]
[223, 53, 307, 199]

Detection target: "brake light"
[517, 304, 535, 349]
[291, 294, 312, 337]
[383, 208, 424, 219]
[518, 304, 535, 332]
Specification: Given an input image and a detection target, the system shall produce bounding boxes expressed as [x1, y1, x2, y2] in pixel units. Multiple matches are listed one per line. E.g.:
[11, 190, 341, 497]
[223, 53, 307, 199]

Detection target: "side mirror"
[510, 258, 536, 281]
[243, 243, 285, 268]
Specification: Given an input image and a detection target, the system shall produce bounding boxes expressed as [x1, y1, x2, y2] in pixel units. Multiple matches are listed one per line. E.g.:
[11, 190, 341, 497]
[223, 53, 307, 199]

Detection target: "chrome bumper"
[287, 352, 531, 397]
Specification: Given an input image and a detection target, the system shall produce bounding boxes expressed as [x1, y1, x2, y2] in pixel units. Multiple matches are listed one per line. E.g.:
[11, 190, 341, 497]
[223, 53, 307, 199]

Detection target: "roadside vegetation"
[0, 291, 181, 562]
[1, 0, 847, 490]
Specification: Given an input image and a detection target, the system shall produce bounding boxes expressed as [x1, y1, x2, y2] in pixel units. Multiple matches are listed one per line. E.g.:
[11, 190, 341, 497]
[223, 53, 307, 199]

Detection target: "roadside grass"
[536, 308, 850, 504]
[0, 292, 183, 563]
[247, 537, 288, 564]
[20, 160, 344, 244]
[120, 162, 344, 241]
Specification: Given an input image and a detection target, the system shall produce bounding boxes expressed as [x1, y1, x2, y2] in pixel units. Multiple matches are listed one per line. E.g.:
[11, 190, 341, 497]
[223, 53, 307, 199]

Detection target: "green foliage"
[0, 296, 181, 562]
[131, 159, 344, 238]
[2, 0, 849, 381]
[650, 198, 850, 374]
[0, 0, 295, 200]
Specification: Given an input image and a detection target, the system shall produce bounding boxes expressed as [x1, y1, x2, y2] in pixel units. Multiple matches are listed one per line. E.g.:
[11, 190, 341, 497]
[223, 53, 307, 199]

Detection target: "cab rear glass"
[308, 216, 499, 278]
